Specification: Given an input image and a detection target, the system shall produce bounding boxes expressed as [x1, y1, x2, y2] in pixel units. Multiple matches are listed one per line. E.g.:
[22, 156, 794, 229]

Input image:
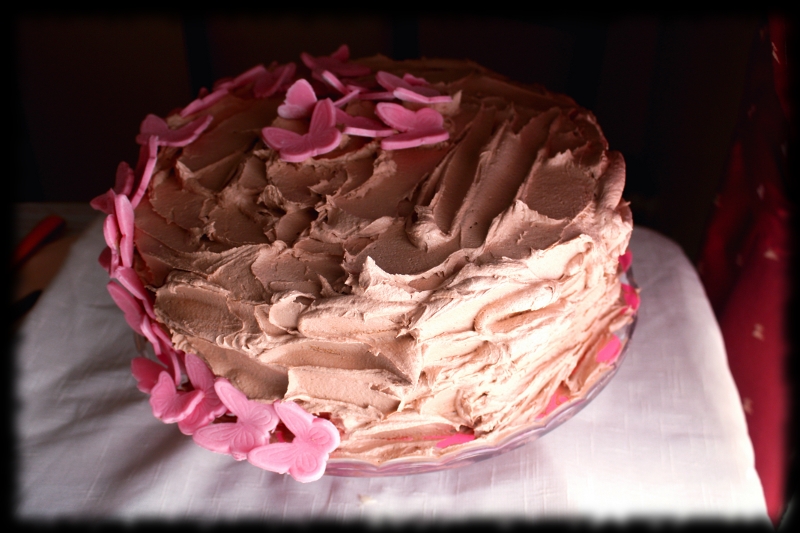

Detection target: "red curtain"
[697, 15, 793, 525]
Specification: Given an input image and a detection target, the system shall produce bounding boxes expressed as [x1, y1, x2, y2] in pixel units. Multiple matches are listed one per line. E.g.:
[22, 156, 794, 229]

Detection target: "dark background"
[12, 12, 767, 262]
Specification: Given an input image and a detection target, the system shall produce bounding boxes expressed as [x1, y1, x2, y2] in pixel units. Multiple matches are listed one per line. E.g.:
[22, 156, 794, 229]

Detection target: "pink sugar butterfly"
[100, 192, 135, 274]
[180, 87, 229, 118]
[536, 387, 571, 420]
[135, 113, 213, 147]
[262, 98, 342, 163]
[131, 356, 168, 394]
[214, 62, 296, 99]
[90, 162, 135, 215]
[129, 135, 159, 208]
[301, 44, 371, 79]
[192, 379, 279, 460]
[247, 401, 340, 483]
[621, 283, 640, 312]
[596, 335, 622, 364]
[278, 79, 317, 119]
[334, 107, 394, 138]
[177, 354, 228, 435]
[253, 62, 296, 98]
[375, 71, 452, 105]
[318, 70, 365, 106]
[149, 371, 204, 424]
[436, 432, 475, 448]
[375, 103, 449, 150]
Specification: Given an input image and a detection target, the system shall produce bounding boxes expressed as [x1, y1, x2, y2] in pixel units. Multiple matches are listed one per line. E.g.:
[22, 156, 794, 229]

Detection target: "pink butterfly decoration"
[99, 192, 135, 275]
[131, 356, 168, 394]
[149, 371, 205, 424]
[177, 354, 228, 435]
[247, 401, 340, 483]
[334, 107, 394, 138]
[277, 79, 317, 119]
[107, 276, 181, 382]
[192, 379, 279, 460]
[135, 113, 213, 147]
[436, 433, 476, 449]
[213, 62, 296, 99]
[375, 71, 452, 105]
[596, 335, 622, 364]
[375, 103, 450, 150]
[301, 44, 371, 79]
[90, 162, 135, 214]
[262, 98, 342, 163]
[622, 283, 640, 312]
[536, 389, 571, 419]
[180, 87, 229, 118]
[129, 136, 159, 208]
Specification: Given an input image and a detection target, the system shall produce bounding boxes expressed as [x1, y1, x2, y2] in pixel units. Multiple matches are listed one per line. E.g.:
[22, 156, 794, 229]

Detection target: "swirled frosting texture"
[131, 56, 633, 463]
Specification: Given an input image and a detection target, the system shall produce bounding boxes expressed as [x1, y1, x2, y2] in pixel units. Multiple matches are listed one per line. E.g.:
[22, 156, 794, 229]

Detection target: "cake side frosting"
[96, 47, 635, 473]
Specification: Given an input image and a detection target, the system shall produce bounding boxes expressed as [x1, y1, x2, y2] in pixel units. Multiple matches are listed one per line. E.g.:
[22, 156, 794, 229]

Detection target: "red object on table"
[12, 214, 66, 270]
[697, 16, 793, 526]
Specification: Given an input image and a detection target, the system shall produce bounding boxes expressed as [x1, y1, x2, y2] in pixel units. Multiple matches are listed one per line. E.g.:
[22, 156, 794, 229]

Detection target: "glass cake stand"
[324, 267, 639, 477]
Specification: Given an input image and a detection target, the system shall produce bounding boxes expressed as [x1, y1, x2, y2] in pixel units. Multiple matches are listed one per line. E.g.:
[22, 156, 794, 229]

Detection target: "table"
[14, 212, 769, 522]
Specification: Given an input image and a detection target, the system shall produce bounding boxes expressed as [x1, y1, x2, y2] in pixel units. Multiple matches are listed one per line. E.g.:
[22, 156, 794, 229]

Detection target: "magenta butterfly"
[135, 113, 212, 147]
[277, 79, 317, 119]
[149, 371, 204, 424]
[375, 71, 452, 105]
[301, 44, 371, 79]
[177, 353, 228, 435]
[262, 98, 342, 163]
[192, 379, 279, 460]
[375, 103, 449, 150]
[247, 401, 340, 483]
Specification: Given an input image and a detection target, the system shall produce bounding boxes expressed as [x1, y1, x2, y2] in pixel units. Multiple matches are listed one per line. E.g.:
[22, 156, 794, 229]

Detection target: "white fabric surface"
[15, 218, 769, 522]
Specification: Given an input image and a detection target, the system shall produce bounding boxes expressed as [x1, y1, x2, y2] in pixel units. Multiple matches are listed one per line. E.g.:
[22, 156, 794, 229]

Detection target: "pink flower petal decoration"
[131, 356, 166, 393]
[135, 114, 213, 147]
[375, 71, 452, 105]
[180, 87, 229, 118]
[262, 99, 342, 163]
[334, 108, 394, 138]
[277, 79, 317, 119]
[436, 433, 476, 448]
[622, 283, 640, 312]
[301, 44, 371, 78]
[192, 379, 279, 460]
[247, 401, 340, 483]
[375, 103, 449, 150]
[619, 250, 633, 273]
[149, 371, 205, 424]
[596, 335, 622, 364]
[177, 353, 228, 435]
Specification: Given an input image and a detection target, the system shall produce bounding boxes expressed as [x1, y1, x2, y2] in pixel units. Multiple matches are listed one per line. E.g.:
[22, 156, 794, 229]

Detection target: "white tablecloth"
[14, 218, 769, 522]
